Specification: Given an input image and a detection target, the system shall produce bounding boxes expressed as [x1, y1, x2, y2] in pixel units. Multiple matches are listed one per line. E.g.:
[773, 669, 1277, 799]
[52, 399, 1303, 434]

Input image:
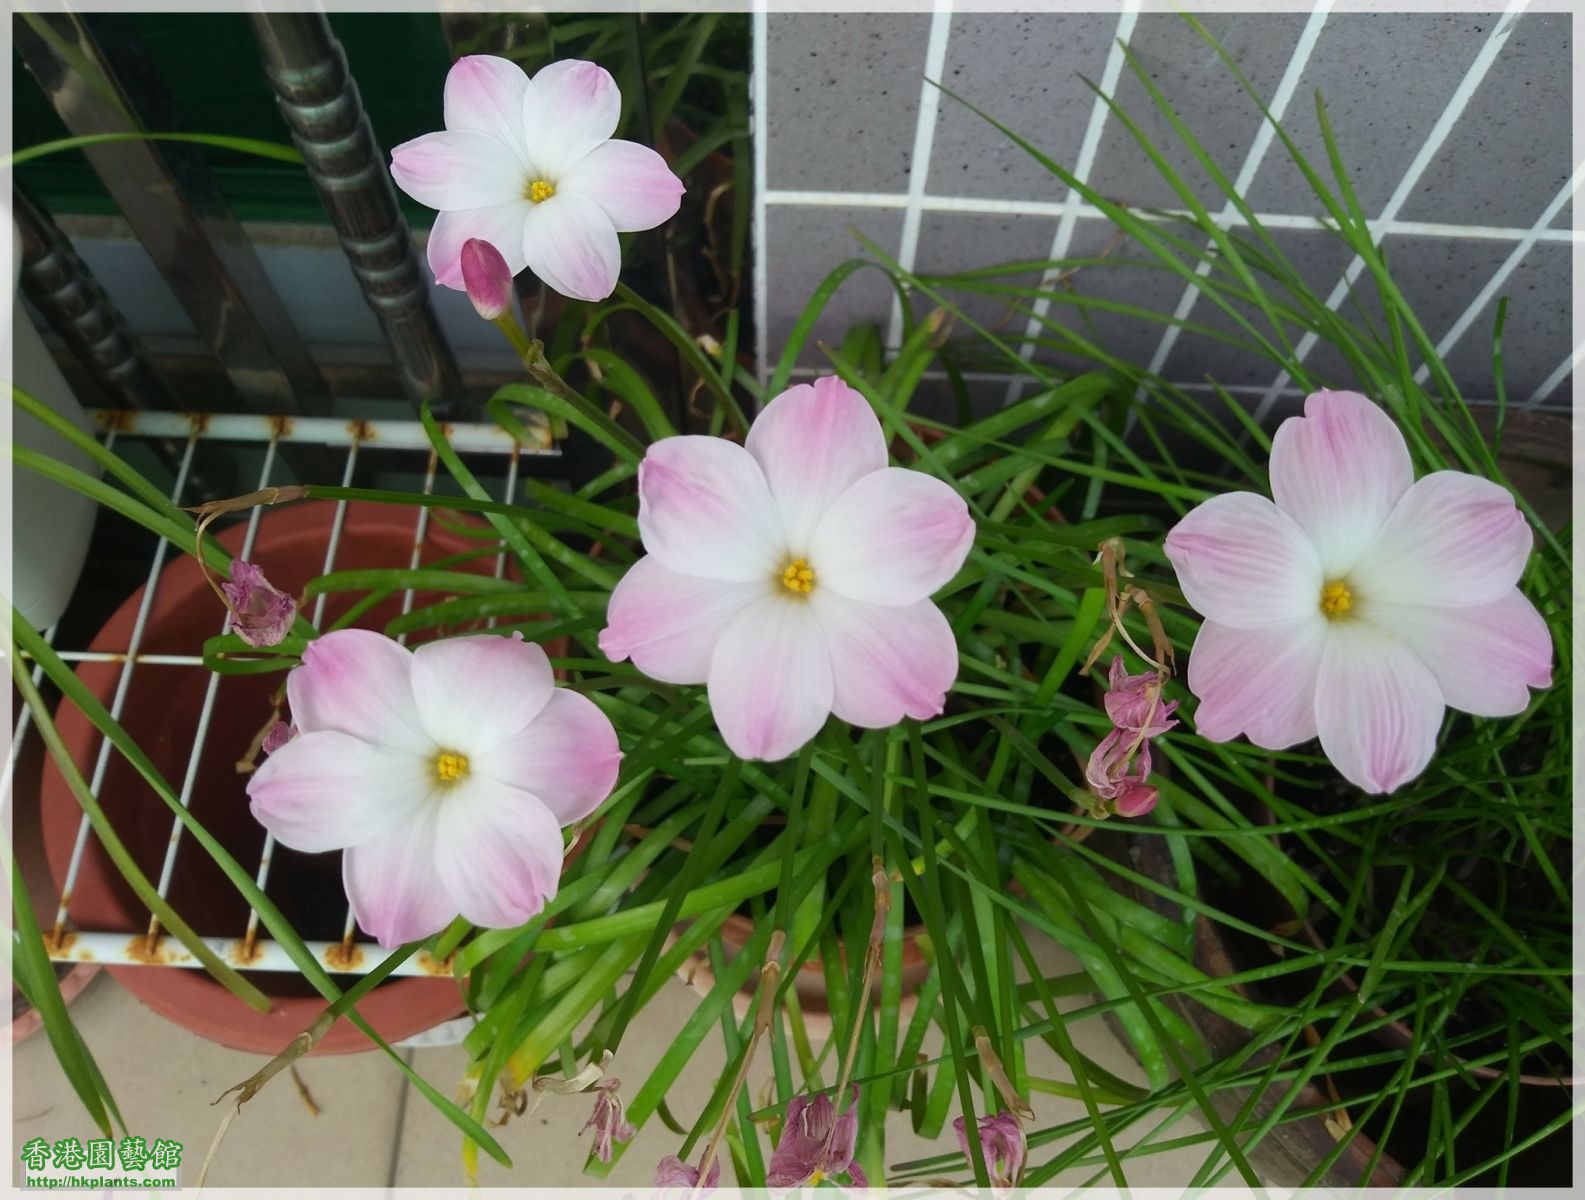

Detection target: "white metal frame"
[13, 415, 554, 976]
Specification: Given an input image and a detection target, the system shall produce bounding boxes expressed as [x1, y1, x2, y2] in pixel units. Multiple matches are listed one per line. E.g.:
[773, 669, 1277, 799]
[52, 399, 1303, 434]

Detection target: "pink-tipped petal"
[745, 376, 888, 550]
[473, 690, 622, 825]
[811, 468, 974, 606]
[343, 806, 455, 947]
[460, 238, 515, 319]
[426, 204, 532, 290]
[1163, 492, 1324, 628]
[410, 633, 554, 751]
[1186, 618, 1326, 748]
[286, 629, 428, 748]
[1314, 622, 1445, 794]
[522, 59, 621, 178]
[561, 139, 684, 232]
[521, 194, 622, 302]
[598, 555, 769, 683]
[708, 597, 834, 761]
[432, 776, 565, 928]
[1369, 589, 1553, 717]
[443, 55, 532, 162]
[389, 130, 528, 212]
[1268, 390, 1414, 576]
[247, 730, 434, 853]
[1349, 471, 1535, 608]
[637, 437, 784, 582]
[813, 593, 957, 728]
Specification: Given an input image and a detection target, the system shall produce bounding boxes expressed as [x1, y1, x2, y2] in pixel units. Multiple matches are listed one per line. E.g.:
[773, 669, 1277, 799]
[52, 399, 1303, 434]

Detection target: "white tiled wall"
[755, 6, 1577, 412]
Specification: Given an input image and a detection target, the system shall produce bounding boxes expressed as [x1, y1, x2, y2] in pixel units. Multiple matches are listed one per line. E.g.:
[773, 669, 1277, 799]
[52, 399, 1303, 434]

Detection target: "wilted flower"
[221, 561, 295, 648]
[391, 56, 684, 302]
[1164, 389, 1552, 793]
[600, 376, 975, 761]
[1086, 739, 1159, 819]
[1103, 655, 1178, 737]
[260, 721, 296, 756]
[1085, 656, 1177, 819]
[766, 1086, 866, 1191]
[580, 1078, 635, 1164]
[460, 238, 514, 320]
[653, 1154, 720, 1195]
[247, 630, 621, 946]
[954, 1111, 1026, 1192]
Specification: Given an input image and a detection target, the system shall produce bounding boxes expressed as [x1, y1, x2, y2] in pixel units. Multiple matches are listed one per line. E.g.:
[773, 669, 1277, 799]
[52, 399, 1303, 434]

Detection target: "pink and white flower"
[246, 630, 621, 946]
[390, 56, 684, 302]
[1164, 389, 1551, 794]
[598, 376, 975, 761]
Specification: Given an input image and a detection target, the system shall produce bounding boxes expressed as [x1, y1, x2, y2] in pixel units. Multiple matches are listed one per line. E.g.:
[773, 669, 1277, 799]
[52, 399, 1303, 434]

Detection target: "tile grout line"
[752, 2, 771, 392]
[1413, 160, 1585, 387]
[1003, 0, 1140, 408]
[1524, 340, 1583, 408]
[1250, 0, 1531, 423]
[384, 1045, 418, 1191]
[887, 0, 955, 353]
[1141, 2, 1332, 384]
[760, 189, 1580, 244]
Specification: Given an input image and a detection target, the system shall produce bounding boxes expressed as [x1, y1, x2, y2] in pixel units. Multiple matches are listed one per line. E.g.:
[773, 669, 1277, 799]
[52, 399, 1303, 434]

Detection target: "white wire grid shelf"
[12, 410, 557, 977]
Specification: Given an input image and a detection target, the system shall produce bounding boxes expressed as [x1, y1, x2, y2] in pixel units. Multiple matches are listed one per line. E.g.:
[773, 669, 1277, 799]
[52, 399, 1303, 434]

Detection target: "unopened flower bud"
[460, 238, 514, 320]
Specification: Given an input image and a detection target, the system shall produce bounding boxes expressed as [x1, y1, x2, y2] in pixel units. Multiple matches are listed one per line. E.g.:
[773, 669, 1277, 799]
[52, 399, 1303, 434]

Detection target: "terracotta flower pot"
[38, 500, 511, 1055]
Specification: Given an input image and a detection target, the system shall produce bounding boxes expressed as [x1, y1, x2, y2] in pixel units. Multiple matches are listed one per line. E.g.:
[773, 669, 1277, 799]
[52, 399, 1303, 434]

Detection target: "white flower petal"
[472, 690, 622, 825]
[1268, 389, 1413, 576]
[286, 629, 428, 748]
[443, 55, 532, 166]
[1314, 621, 1445, 794]
[522, 59, 620, 179]
[560, 139, 685, 232]
[409, 634, 554, 752]
[343, 806, 456, 947]
[745, 377, 889, 552]
[598, 555, 770, 684]
[1349, 471, 1536, 608]
[1366, 590, 1553, 718]
[637, 436, 785, 582]
[522, 195, 621, 302]
[389, 130, 528, 211]
[810, 469, 974, 606]
[1185, 618, 1327, 748]
[1163, 492, 1324, 628]
[813, 593, 958, 728]
[707, 596, 834, 760]
[247, 730, 434, 853]
[432, 775, 565, 929]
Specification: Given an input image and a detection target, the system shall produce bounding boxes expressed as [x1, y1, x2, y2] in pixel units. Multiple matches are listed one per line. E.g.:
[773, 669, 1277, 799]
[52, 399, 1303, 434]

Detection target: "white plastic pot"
[9, 214, 102, 630]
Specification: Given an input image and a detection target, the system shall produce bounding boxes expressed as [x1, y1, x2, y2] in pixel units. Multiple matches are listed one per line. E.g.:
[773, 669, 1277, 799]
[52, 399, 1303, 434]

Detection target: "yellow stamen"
[1319, 581, 1354, 619]
[780, 557, 816, 595]
[435, 750, 470, 782]
[808, 1170, 825, 1186]
[527, 179, 555, 204]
